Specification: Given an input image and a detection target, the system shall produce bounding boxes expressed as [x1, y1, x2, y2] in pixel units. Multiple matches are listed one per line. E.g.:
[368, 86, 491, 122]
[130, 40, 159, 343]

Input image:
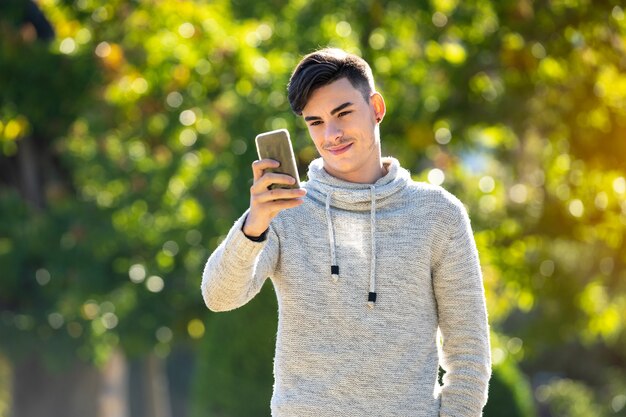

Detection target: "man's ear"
[370, 92, 386, 123]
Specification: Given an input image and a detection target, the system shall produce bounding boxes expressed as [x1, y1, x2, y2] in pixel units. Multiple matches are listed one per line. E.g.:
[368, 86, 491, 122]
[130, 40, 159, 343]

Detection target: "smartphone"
[255, 129, 301, 190]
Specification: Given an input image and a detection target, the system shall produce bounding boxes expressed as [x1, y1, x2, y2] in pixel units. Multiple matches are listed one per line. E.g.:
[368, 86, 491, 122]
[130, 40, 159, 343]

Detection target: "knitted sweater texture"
[202, 157, 491, 417]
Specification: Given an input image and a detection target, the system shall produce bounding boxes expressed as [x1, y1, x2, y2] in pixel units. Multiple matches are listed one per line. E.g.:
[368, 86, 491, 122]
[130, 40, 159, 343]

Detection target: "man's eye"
[338, 111, 352, 117]
[310, 121, 322, 126]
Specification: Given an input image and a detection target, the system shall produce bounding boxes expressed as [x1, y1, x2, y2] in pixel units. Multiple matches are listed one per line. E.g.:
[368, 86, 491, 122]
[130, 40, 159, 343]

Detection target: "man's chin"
[322, 160, 355, 177]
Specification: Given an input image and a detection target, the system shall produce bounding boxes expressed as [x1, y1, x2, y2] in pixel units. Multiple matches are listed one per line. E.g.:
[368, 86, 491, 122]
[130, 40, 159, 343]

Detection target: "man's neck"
[323, 162, 387, 184]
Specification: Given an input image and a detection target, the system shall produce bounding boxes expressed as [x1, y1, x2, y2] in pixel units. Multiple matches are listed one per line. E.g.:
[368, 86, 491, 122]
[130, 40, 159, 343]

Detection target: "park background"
[1, 0, 625, 416]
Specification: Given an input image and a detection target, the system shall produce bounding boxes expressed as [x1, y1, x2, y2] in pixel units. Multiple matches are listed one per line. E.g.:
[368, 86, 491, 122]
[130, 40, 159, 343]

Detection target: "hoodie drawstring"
[368, 186, 377, 308]
[325, 189, 378, 308]
[326, 192, 339, 283]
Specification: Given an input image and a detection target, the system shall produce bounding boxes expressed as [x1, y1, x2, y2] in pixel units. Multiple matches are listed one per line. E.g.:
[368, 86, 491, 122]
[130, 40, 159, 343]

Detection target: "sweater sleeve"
[432, 202, 491, 417]
[201, 211, 279, 312]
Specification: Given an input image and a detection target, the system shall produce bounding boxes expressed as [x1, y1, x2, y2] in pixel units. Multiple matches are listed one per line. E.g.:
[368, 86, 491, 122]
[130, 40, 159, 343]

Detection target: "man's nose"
[324, 120, 342, 142]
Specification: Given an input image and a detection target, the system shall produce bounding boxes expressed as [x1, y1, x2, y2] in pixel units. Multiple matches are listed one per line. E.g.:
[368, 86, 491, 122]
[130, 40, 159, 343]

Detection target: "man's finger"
[262, 196, 306, 214]
[252, 172, 297, 193]
[252, 159, 280, 182]
[255, 188, 307, 204]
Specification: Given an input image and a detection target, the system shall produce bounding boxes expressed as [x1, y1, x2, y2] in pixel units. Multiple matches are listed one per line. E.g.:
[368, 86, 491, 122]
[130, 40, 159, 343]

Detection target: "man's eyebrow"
[330, 102, 353, 116]
[303, 102, 354, 122]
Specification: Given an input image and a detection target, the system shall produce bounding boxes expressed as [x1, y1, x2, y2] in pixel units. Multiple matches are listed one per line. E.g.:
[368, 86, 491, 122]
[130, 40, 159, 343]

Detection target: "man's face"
[302, 77, 385, 184]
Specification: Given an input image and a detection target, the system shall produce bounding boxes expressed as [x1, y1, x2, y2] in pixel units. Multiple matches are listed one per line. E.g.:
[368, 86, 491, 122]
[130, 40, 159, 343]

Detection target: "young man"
[202, 48, 491, 416]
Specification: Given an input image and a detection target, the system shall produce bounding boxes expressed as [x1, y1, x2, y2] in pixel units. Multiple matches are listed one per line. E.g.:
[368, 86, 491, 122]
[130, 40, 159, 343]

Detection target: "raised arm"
[201, 158, 306, 312]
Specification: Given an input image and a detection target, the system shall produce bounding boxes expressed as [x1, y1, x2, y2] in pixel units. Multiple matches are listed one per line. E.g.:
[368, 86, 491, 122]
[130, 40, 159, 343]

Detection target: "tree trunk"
[10, 351, 130, 417]
[11, 356, 101, 417]
[144, 353, 172, 417]
[99, 349, 129, 417]
[16, 135, 44, 210]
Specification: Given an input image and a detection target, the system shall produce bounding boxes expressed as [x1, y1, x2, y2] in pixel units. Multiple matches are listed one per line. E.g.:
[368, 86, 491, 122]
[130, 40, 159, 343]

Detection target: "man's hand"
[242, 159, 307, 237]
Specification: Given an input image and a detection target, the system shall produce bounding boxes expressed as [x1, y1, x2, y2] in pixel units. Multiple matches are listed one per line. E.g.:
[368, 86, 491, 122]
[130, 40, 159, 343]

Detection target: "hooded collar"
[303, 156, 411, 308]
[303, 157, 411, 211]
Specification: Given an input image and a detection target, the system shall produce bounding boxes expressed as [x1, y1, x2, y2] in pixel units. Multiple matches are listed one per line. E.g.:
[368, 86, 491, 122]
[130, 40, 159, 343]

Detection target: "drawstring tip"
[367, 292, 377, 308]
[331, 265, 339, 282]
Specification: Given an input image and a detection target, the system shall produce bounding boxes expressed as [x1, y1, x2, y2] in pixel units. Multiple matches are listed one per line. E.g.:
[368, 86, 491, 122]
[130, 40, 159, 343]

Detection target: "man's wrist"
[242, 214, 268, 241]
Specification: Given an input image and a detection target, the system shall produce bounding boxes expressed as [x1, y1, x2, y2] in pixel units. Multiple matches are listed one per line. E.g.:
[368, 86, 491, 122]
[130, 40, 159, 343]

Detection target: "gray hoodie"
[202, 157, 491, 417]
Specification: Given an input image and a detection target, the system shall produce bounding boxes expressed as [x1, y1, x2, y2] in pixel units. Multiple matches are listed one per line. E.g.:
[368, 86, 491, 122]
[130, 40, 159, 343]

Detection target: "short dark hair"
[287, 48, 375, 115]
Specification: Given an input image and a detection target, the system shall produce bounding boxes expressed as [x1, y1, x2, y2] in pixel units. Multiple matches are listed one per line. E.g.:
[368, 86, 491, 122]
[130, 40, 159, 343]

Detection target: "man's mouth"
[326, 142, 353, 155]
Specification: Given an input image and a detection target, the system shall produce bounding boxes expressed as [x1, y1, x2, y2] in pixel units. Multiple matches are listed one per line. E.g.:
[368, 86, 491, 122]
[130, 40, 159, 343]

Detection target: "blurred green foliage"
[484, 334, 537, 417]
[536, 378, 607, 417]
[1, 0, 626, 415]
[0, 355, 8, 417]
[191, 282, 277, 417]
